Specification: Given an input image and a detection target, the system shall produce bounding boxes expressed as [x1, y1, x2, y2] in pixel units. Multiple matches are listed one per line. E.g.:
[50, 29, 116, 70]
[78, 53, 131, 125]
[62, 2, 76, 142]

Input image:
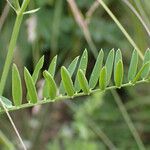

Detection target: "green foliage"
[74, 49, 88, 92]
[59, 56, 79, 94]
[89, 50, 104, 89]
[0, 49, 149, 113]
[128, 50, 138, 82]
[141, 49, 150, 78]
[61, 66, 74, 97]
[43, 71, 57, 100]
[12, 64, 22, 106]
[78, 69, 90, 94]
[24, 67, 38, 103]
[105, 49, 114, 85]
[114, 60, 124, 88]
[43, 56, 57, 97]
[99, 67, 107, 90]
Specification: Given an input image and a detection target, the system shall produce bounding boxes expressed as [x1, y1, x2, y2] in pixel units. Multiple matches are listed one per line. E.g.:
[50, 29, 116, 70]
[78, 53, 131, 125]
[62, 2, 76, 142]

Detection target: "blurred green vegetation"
[0, 0, 150, 149]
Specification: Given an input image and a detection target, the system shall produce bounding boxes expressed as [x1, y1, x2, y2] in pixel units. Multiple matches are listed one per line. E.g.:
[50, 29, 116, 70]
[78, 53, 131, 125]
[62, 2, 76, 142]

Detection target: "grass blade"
[24, 67, 38, 103]
[43, 71, 57, 100]
[128, 50, 138, 81]
[59, 56, 79, 94]
[78, 69, 90, 94]
[12, 64, 22, 106]
[74, 49, 88, 92]
[89, 49, 104, 89]
[61, 66, 74, 97]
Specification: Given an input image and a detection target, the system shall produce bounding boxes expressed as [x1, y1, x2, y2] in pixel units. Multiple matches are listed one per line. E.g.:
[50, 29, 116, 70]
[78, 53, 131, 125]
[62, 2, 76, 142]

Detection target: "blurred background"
[0, 0, 150, 149]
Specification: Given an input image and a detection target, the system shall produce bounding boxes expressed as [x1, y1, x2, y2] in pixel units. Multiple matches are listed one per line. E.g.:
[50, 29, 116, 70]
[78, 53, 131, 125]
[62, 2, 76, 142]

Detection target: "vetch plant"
[0, 0, 150, 150]
[0, 49, 150, 113]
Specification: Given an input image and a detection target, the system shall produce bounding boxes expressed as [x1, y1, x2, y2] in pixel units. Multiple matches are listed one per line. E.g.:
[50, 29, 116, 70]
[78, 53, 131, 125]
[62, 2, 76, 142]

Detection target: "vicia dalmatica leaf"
[141, 49, 150, 79]
[61, 66, 74, 97]
[59, 56, 79, 95]
[0, 96, 12, 108]
[43, 71, 57, 100]
[32, 56, 44, 83]
[89, 49, 104, 89]
[43, 56, 57, 98]
[114, 49, 122, 73]
[99, 66, 107, 90]
[132, 62, 150, 84]
[74, 49, 88, 92]
[78, 69, 90, 94]
[12, 64, 22, 106]
[105, 49, 114, 85]
[114, 60, 124, 88]
[24, 67, 38, 103]
[128, 50, 138, 82]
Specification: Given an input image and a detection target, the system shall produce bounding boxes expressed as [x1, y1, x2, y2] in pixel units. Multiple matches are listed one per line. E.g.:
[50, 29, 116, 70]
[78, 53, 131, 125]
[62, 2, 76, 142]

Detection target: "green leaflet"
[105, 49, 114, 85]
[59, 56, 79, 95]
[32, 56, 44, 83]
[74, 49, 88, 92]
[78, 69, 90, 94]
[141, 49, 150, 79]
[114, 49, 122, 73]
[43, 56, 57, 98]
[132, 62, 150, 84]
[99, 66, 107, 90]
[0, 96, 12, 108]
[24, 67, 38, 103]
[48, 55, 57, 77]
[114, 60, 124, 88]
[12, 64, 22, 106]
[43, 71, 57, 100]
[128, 50, 138, 82]
[61, 66, 74, 97]
[89, 49, 104, 89]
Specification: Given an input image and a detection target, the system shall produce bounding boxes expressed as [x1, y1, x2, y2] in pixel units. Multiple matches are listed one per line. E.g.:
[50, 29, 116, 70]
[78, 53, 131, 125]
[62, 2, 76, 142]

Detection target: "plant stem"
[0, 80, 147, 113]
[97, 0, 144, 60]
[0, 13, 23, 95]
[111, 90, 145, 150]
[0, 0, 30, 95]
[13, 0, 20, 10]
[0, 98, 27, 150]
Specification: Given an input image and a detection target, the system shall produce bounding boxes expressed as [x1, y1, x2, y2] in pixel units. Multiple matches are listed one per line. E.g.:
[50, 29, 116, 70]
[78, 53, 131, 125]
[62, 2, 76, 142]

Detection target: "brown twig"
[0, 3, 10, 33]
[67, 0, 98, 58]
[85, 0, 100, 24]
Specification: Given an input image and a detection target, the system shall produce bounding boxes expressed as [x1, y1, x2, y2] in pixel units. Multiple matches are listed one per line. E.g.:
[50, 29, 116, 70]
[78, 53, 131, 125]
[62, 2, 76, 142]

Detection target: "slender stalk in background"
[133, 0, 150, 30]
[0, 98, 27, 150]
[68, 0, 146, 149]
[0, 0, 30, 95]
[97, 0, 144, 60]
[0, 3, 10, 33]
[122, 0, 150, 37]
[67, 0, 98, 58]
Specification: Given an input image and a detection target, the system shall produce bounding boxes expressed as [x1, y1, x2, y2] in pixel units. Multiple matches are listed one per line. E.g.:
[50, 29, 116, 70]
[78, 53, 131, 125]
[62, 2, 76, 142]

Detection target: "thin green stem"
[0, 13, 23, 95]
[0, 98, 27, 150]
[111, 90, 145, 150]
[122, 0, 150, 37]
[97, 0, 144, 60]
[13, 0, 20, 10]
[0, 0, 30, 95]
[0, 80, 147, 114]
